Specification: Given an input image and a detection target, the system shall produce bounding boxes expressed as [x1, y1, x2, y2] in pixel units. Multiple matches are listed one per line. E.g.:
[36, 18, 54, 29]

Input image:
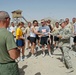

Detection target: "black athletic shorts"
[54, 36, 59, 41]
[73, 36, 76, 43]
[40, 36, 49, 45]
[36, 35, 40, 40]
[29, 37, 36, 44]
[27, 36, 30, 40]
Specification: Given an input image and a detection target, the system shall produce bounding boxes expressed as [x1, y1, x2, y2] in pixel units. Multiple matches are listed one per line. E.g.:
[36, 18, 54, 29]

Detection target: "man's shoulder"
[17, 27, 21, 31]
[25, 26, 29, 29]
[64, 27, 71, 33]
[39, 26, 42, 28]
[4, 28, 11, 33]
[6, 30, 13, 36]
[74, 22, 76, 26]
[65, 27, 70, 30]
[2, 29, 13, 38]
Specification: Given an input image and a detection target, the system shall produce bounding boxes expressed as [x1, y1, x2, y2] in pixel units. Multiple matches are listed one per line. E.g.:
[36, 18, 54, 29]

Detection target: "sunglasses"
[41, 22, 44, 23]
[5, 17, 11, 20]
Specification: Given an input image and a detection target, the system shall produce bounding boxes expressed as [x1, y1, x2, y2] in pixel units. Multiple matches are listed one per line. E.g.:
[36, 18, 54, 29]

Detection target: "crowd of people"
[0, 11, 76, 75]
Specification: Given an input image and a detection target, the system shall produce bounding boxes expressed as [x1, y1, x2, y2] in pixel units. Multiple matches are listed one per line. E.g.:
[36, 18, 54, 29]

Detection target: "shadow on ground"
[57, 57, 63, 62]
[19, 65, 28, 75]
[53, 53, 62, 56]
[35, 72, 41, 75]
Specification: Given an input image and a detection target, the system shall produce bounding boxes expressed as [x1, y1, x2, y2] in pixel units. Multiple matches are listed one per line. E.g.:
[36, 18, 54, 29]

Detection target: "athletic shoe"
[49, 53, 53, 58]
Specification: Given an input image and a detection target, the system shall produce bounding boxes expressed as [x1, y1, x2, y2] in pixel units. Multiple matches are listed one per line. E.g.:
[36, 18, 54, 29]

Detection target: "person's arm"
[52, 28, 55, 32]
[6, 32, 20, 60]
[57, 28, 71, 39]
[24, 27, 27, 34]
[12, 30, 15, 34]
[33, 27, 43, 35]
[10, 27, 15, 34]
[8, 48, 20, 60]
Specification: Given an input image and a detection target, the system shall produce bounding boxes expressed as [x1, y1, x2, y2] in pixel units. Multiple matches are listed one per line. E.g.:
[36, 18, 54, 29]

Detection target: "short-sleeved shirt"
[16, 27, 23, 39]
[10, 26, 16, 36]
[0, 28, 17, 63]
[38, 25, 50, 37]
[25, 26, 30, 34]
[53, 26, 61, 35]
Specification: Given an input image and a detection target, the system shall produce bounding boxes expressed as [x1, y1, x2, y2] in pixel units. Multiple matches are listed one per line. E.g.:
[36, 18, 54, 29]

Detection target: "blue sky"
[0, 0, 76, 21]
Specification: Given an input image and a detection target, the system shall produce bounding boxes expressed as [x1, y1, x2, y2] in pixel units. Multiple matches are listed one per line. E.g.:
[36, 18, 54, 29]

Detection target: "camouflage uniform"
[58, 27, 73, 69]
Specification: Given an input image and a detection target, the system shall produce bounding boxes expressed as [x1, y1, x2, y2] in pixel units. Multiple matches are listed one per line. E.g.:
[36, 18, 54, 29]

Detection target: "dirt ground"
[18, 47, 76, 75]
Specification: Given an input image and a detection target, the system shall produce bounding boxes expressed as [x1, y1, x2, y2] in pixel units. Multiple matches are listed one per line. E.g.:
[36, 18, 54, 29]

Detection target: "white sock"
[43, 51, 45, 55]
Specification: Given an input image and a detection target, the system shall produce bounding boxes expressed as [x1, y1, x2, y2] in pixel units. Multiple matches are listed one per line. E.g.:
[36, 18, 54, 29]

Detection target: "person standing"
[57, 20, 74, 73]
[16, 22, 25, 61]
[65, 18, 72, 31]
[38, 19, 52, 57]
[10, 22, 16, 38]
[65, 18, 73, 46]
[29, 20, 42, 57]
[24, 22, 31, 50]
[72, 18, 76, 45]
[72, 18, 76, 55]
[46, 19, 53, 45]
[52, 22, 61, 50]
[0, 11, 20, 75]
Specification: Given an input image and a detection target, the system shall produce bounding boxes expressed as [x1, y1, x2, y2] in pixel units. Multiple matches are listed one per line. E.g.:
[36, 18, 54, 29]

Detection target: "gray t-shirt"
[38, 25, 50, 37]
